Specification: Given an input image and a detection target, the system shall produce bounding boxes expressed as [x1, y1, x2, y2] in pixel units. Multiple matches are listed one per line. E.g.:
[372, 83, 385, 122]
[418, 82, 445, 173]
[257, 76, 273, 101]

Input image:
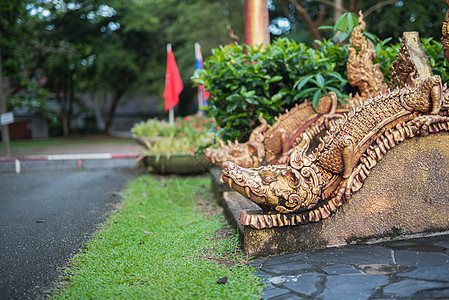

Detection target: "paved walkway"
[0, 135, 142, 299]
[254, 234, 449, 299]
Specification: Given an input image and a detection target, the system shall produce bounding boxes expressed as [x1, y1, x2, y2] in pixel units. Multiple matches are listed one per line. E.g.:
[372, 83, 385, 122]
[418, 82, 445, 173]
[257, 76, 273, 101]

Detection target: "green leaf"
[317, 57, 330, 63]
[271, 92, 285, 102]
[351, 13, 359, 29]
[334, 13, 345, 33]
[297, 87, 317, 99]
[294, 74, 314, 90]
[223, 112, 248, 121]
[326, 72, 344, 81]
[339, 14, 348, 32]
[381, 37, 392, 44]
[318, 25, 334, 31]
[338, 31, 350, 43]
[270, 75, 283, 82]
[363, 32, 378, 43]
[225, 94, 241, 102]
[245, 90, 256, 97]
[315, 74, 325, 88]
[226, 100, 239, 113]
[346, 13, 354, 32]
[326, 86, 343, 97]
[245, 97, 257, 104]
[312, 90, 322, 107]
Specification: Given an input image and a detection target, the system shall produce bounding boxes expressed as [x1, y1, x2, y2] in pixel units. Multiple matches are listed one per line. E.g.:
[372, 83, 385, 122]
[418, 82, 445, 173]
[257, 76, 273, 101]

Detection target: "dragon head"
[205, 114, 268, 168]
[205, 140, 263, 168]
[221, 134, 322, 214]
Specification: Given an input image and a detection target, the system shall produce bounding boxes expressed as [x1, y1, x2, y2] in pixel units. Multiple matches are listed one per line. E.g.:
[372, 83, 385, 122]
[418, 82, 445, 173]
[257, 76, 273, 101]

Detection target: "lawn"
[49, 174, 264, 299]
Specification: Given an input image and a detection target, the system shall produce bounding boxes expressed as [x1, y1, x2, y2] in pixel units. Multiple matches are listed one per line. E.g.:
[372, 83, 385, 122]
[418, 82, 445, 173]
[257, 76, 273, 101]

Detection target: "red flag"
[163, 47, 183, 111]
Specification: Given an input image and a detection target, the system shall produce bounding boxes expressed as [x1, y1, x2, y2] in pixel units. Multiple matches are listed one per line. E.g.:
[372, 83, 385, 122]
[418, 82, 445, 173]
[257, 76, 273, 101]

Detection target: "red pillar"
[245, 0, 270, 47]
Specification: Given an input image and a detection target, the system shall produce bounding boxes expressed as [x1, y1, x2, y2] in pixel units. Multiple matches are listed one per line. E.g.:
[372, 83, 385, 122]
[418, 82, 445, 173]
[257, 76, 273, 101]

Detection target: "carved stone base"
[227, 133, 449, 257]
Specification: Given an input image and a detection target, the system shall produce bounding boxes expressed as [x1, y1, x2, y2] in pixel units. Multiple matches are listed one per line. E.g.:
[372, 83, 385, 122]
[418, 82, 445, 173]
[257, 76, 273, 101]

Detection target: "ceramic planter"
[142, 153, 211, 174]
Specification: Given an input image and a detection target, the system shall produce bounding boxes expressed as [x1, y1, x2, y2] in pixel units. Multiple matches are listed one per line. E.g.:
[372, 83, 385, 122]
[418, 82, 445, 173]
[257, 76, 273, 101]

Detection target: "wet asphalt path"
[0, 159, 140, 299]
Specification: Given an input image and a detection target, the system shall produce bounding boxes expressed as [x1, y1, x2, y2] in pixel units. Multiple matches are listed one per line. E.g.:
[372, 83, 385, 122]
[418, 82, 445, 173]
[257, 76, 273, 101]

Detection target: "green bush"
[197, 35, 447, 142]
[196, 38, 349, 141]
[421, 38, 449, 81]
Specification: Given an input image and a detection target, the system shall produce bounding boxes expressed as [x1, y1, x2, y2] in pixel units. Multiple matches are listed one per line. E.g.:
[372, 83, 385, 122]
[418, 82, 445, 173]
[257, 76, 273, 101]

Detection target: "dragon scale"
[317, 77, 441, 175]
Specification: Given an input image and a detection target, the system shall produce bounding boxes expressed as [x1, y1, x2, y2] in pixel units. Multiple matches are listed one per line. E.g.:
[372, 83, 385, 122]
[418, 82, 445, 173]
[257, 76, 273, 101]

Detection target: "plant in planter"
[132, 114, 217, 174]
[132, 119, 177, 145]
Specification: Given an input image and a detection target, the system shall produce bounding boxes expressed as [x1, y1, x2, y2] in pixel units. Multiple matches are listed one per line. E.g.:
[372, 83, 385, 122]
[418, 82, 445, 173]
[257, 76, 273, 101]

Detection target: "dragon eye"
[229, 149, 243, 156]
[260, 169, 278, 183]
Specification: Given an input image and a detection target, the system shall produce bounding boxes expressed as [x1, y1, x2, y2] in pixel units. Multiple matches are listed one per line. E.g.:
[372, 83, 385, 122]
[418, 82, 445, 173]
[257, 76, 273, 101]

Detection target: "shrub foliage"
[197, 38, 349, 141]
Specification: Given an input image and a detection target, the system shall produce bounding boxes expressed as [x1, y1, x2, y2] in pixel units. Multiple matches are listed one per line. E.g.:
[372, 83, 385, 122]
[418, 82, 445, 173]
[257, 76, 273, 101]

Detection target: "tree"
[269, 0, 329, 42]
[0, 1, 53, 119]
[2, 0, 246, 136]
[34, 0, 115, 136]
[165, 0, 244, 114]
[87, 0, 244, 133]
[0, 1, 58, 149]
[363, 0, 446, 41]
[269, 0, 446, 45]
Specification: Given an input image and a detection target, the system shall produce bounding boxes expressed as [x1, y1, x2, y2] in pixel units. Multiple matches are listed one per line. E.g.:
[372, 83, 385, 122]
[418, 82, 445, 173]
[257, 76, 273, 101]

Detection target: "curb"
[0, 153, 139, 173]
[0, 153, 139, 162]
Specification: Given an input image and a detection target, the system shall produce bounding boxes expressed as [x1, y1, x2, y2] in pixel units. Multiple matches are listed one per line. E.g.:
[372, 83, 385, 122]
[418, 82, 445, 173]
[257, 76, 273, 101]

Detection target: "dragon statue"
[206, 12, 387, 169]
[221, 31, 449, 229]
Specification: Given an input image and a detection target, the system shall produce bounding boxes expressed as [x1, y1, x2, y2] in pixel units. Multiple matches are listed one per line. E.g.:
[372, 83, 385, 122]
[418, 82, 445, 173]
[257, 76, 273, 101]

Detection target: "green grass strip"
[50, 175, 264, 299]
[1, 137, 135, 149]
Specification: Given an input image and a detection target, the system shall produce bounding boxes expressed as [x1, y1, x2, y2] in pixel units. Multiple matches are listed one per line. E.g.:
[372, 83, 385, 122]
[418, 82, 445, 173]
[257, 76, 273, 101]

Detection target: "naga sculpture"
[206, 12, 387, 169]
[221, 32, 449, 229]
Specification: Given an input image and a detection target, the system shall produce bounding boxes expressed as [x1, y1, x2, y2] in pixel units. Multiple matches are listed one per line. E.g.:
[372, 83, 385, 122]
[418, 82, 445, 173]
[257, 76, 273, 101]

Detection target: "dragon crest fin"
[290, 133, 312, 170]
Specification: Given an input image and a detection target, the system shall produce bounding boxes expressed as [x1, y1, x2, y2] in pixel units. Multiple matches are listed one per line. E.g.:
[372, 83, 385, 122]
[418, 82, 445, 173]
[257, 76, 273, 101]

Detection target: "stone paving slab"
[253, 235, 449, 299]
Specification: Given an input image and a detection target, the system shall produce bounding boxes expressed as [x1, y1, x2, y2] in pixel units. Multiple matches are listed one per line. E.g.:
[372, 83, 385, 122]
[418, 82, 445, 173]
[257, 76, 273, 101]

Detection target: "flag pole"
[197, 89, 203, 115]
[167, 43, 174, 125]
[164, 43, 183, 124]
[169, 108, 174, 125]
[195, 42, 203, 114]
